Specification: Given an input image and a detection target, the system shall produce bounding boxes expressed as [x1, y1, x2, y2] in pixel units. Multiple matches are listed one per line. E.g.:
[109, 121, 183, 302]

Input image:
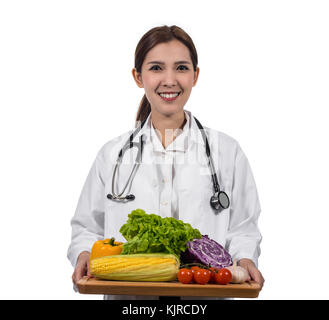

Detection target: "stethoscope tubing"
[107, 115, 230, 211]
[110, 137, 144, 200]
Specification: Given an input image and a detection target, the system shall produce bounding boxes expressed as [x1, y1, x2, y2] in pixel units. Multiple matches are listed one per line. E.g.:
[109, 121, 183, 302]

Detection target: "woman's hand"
[238, 258, 265, 289]
[72, 251, 91, 286]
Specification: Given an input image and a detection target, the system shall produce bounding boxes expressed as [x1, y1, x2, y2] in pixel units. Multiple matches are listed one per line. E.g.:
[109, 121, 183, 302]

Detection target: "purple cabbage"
[180, 235, 233, 269]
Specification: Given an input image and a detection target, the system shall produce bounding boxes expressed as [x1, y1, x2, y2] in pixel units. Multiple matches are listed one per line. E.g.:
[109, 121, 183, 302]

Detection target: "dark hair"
[134, 25, 198, 125]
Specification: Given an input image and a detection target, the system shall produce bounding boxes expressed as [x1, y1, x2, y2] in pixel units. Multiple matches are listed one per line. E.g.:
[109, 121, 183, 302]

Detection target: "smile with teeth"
[158, 91, 181, 101]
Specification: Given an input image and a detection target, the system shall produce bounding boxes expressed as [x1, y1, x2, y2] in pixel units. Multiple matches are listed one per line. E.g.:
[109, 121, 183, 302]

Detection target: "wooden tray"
[77, 276, 261, 298]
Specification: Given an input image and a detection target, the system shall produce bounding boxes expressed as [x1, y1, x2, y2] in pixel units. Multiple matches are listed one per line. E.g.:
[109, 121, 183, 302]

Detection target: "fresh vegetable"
[188, 266, 200, 283]
[191, 266, 201, 274]
[90, 237, 123, 261]
[194, 268, 211, 285]
[181, 235, 233, 269]
[119, 209, 202, 256]
[209, 267, 219, 284]
[215, 268, 232, 285]
[226, 260, 250, 283]
[177, 268, 193, 284]
[90, 253, 179, 281]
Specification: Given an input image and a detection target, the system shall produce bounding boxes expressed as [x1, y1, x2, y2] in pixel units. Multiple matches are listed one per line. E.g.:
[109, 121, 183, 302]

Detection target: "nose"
[161, 69, 178, 87]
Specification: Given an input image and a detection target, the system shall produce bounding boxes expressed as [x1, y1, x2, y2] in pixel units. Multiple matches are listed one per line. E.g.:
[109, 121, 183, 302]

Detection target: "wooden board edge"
[76, 276, 261, 298]
[77, 277, 94, 294]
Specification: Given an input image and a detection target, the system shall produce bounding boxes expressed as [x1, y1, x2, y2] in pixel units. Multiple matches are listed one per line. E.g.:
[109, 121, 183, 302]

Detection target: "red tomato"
[194, 268, 211, 285]
[190, 266, 200, 283]
[209, 267, 219, 283]
[177, 268, 193, 284]
[191, 266, 200, 274]
[215, 268, 232, 285]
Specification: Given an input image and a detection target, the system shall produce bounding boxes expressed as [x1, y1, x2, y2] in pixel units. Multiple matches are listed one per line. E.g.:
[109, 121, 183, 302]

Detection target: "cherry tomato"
[194, 268, 211, 285]
[177, 268, 193, 284]
[215, 268, 232, 285]
[190, 266, 200, 283]
[209, 267, 219, 283]
[191, 266, 200, 274]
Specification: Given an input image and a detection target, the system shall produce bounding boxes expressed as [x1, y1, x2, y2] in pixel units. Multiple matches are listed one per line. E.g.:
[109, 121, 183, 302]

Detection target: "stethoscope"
[106, 116, 230, 212]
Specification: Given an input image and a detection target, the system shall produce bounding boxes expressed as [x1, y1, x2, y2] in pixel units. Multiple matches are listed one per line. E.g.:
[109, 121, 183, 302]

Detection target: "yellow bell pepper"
[90, 237, 123, 261]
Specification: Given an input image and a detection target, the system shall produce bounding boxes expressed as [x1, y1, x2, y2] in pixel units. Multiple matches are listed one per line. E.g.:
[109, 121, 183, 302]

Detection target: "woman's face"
[132, 39, 199, 117]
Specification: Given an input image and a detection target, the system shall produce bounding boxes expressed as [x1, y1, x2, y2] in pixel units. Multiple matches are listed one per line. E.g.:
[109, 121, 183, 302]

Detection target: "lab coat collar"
[150, 110, 190, 152]
[134, 109, 205, 151]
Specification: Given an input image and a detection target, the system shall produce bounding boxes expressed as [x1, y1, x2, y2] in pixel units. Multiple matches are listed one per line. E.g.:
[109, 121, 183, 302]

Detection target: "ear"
[132, 68, 144, 88]
[192, 67, 200, 86]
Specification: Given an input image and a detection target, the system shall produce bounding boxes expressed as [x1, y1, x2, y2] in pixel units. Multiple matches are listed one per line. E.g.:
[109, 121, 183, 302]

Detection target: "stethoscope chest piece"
[210, 191, 230, 211]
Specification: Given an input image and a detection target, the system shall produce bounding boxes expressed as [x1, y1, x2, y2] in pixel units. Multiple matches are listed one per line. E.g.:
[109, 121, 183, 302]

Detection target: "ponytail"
[135, 94, 151, 127]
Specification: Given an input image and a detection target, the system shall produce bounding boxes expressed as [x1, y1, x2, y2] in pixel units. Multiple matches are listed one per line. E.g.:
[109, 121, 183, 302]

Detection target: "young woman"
[68, 25, 264, 299]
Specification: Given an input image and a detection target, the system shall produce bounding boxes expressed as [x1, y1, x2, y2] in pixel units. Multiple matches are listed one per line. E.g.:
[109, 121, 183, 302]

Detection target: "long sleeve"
[226, 143, 262, 267]
[67, 154, 105, 267]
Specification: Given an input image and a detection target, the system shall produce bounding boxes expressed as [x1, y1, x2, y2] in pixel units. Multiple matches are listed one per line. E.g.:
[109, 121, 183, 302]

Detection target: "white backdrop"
[0, 0, 328, 299]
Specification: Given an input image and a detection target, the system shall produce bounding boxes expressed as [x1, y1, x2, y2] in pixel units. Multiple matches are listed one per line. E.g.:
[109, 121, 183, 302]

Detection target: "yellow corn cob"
[90, 253, 179, 281]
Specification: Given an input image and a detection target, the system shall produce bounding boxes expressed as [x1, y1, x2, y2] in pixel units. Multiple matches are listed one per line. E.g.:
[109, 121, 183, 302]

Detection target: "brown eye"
[177, 65, 189, 71]
[150, 65, 161, 71]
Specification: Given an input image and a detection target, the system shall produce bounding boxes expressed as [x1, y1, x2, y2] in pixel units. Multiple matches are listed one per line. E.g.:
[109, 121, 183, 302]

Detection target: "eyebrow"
[146, 60, 191, 65]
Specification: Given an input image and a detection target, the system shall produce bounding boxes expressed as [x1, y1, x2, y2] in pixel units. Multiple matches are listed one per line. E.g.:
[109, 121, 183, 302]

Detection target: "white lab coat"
[67, 110, 262, 300]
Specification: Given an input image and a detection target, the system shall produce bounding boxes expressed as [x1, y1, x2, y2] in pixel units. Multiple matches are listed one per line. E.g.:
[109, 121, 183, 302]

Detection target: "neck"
[151, 110, 187, 149]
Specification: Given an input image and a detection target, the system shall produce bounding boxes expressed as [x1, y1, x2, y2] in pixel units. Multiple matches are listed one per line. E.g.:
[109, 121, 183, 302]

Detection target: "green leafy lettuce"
[119, 209, 202, 257]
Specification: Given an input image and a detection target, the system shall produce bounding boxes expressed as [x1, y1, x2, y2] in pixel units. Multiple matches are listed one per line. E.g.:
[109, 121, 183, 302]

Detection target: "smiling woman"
[132, 36, 199, 147]
[131, 26, 199, 145]
[68, 24, 264, 301]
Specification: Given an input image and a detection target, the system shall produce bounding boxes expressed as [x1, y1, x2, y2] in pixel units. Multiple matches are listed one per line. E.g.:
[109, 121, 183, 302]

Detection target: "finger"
[72, 265, 84, 285]
[258, 274, 265, 288]
[72, 273, 78, 286]
[87, 258, 91, 277]
[252, 272, 264, 288]
[248, 267, 261, 284]
[72, 272, 81, 285]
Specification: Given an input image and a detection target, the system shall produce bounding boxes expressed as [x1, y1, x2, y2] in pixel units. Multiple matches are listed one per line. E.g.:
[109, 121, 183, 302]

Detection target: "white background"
[0, 0, 328, 300]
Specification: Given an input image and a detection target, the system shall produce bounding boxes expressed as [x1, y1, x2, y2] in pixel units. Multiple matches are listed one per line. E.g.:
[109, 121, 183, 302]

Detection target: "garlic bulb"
[227, 260, 250, 283]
